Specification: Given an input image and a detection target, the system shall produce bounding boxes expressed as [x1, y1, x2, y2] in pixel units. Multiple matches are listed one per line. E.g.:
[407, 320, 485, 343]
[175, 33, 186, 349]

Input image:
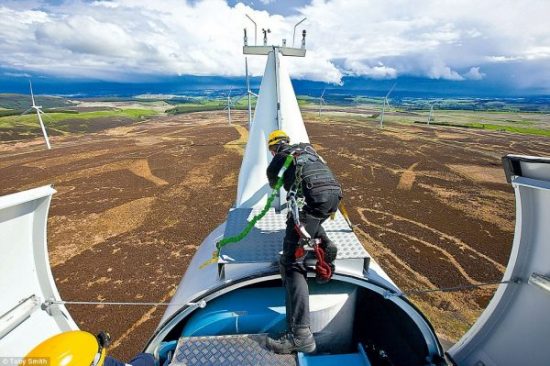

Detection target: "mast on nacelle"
[236, 18, 309, 210]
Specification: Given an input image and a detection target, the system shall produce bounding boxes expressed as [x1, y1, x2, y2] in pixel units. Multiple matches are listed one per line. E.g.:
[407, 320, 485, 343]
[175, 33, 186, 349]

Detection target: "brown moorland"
[1, 111, 549, 359]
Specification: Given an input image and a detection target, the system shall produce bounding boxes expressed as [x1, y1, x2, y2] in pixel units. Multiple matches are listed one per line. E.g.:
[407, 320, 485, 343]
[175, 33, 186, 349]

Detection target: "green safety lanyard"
[200, 154, 294, 269]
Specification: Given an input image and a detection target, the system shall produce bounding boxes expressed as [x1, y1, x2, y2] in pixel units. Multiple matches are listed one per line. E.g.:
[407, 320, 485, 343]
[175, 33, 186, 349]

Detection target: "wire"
[47, 299, 206, 308]
[50, 300, 171, 306]
[47, 279, 521, 307]
[385, 277, 521, 298]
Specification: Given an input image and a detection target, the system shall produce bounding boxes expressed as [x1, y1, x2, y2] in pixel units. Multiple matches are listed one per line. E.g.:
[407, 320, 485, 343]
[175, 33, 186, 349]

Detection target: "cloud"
[428, 63, 464, 81]
[0, 0, 548, 88]
[486, 56, 522, 63]
[3, 71, 32, 78]
[463, 67, 485, 80]
[35, 15, 137, 57]
[343, 60, 397, 79]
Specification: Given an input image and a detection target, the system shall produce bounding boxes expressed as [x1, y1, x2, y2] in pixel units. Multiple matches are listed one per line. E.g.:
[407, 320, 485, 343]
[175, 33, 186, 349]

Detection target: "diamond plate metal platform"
[169, 334, 296, 366]
[218, 208, 369, 277]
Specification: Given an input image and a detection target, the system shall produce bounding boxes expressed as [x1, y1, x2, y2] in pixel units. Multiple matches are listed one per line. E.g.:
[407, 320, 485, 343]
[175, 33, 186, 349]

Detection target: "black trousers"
[279, 190, 341, 331]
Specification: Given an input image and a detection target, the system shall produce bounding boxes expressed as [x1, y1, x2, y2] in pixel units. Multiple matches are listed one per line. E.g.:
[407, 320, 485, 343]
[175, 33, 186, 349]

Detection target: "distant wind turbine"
[245, 57, 258, 128]
[379, 82, 396, 128]
[225, 89, 233, 125]
[223, 88, 247, 125]
[428, 103, 434, 126]
[22, 80, 51, 149]
[318, 88, 326, 118]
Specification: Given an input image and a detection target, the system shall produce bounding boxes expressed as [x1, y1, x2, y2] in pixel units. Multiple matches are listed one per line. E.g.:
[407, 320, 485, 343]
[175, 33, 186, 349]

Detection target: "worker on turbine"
[265, 130, 342, 354]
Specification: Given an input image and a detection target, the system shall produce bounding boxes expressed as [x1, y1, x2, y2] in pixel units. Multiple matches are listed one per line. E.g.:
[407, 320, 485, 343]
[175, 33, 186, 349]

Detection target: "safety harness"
[285, 144, 336, 281]
[200, 145, 336, 282]
[287, 190, 333, 282]
[288, 144, 340, 198]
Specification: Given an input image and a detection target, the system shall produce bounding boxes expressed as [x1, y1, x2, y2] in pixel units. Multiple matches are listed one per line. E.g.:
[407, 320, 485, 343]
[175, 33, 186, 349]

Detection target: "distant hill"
[0, 93, 75, 110]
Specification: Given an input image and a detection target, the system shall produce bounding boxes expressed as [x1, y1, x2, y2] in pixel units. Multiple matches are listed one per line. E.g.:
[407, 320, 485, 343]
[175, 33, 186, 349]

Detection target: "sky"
[0, 0, 549, 94]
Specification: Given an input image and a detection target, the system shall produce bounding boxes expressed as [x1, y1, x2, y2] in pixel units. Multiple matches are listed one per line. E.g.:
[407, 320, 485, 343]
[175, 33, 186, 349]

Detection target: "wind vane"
[243, 16, 307, 57]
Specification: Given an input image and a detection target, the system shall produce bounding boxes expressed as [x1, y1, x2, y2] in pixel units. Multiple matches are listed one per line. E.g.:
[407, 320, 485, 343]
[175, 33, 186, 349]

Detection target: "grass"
[307, 101, 550, 138]
[166, 97, 257, 115]
[0, 109, 156, 126]
[166, 104, 225, 114]
[412, 120, 550, 137]
[0, 108, 158, 137]
[465, 122, 550, 136]
[352, 96, 384, 105]
[410, 296, 477, 344]
[310, 97, 550, 137]
[0, 93, 75, 110]
[2, 95, 549, 140]
[303, 111, 375, 126]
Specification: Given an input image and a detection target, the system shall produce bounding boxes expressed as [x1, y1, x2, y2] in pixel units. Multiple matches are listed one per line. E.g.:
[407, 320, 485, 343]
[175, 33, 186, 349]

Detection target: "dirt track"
[1, 111, 549, 359]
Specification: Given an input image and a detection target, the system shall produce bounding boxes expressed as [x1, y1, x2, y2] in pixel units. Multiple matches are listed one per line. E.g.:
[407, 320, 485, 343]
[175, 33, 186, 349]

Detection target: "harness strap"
[289, 144, 320, 195]
[288, 203, 333, 281]
[314, 245, 333, 281]
[289, 144, 340, 196]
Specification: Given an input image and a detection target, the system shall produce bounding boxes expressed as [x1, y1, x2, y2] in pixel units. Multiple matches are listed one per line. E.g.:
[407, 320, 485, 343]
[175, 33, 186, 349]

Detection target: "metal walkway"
[218, 208, 370, 278]
[169, 334, 296, 366]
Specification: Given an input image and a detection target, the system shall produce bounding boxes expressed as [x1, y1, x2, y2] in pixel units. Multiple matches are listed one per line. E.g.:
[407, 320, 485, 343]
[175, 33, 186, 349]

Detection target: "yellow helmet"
[267, 130, 289, 148]
[24, 330, 109, 366]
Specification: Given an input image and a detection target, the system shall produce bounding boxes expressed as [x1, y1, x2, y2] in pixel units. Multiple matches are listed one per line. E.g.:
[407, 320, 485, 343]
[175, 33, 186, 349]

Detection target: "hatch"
[0, 186, 77, 356]
[448, 155, 550, 366]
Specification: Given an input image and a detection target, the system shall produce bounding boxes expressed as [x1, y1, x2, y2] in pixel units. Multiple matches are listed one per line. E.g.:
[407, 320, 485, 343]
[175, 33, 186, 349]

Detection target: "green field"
[0, 108, 157, 127]
[0, 93, 75, 110]
[166, 96, 258, 115]
[165, 95, 312, 114]
[0, 109, 158, 140]
[414, 120, 550, 137]
[303, 100, 550, 138]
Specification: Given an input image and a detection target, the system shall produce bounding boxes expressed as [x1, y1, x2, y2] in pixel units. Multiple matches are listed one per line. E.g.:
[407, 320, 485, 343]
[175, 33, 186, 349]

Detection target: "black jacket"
[266, 143, 341, 201]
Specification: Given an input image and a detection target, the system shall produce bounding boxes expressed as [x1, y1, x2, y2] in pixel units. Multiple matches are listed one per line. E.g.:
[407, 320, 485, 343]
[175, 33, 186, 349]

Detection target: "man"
[265, 130, 342, 354]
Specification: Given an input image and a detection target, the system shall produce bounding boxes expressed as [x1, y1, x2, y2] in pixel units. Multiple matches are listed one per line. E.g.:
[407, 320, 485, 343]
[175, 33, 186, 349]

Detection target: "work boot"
[266, 327, 316, 354]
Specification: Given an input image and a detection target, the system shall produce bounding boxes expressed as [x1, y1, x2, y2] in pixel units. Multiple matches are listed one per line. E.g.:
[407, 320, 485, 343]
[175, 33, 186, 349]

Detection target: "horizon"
[1, 74, 550, 100]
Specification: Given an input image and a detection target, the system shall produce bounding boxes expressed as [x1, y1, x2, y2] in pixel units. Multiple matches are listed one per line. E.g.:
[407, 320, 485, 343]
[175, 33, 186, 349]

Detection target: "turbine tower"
[224, 89, 247, 125]
[379, 82, 396, 128]
[427, 103, 434, 126]
[22, 81, 51, 149]
[318, 88, 326, 118]
[225, 89, 232, 125]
